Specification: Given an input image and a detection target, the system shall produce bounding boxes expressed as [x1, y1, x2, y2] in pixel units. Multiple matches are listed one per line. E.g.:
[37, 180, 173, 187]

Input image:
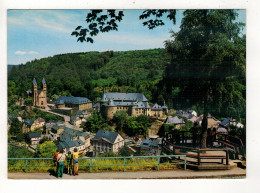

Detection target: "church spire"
[42, 78, 46, 84]
[33, 78, 37, 85]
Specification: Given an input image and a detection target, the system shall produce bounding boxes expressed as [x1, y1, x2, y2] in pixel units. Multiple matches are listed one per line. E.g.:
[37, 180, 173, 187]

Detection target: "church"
[33, 78, 47, 108]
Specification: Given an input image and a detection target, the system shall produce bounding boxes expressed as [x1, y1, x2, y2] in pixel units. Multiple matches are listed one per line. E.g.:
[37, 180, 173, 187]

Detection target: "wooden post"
[226, 150, 229, 165]
[184, 156, 187, 170]
[198, 150, 201, 165]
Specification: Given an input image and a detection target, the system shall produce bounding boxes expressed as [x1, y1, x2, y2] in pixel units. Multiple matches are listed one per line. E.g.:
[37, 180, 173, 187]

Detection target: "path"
[41, 108, 70, 122]
[8, 167, 246, 179]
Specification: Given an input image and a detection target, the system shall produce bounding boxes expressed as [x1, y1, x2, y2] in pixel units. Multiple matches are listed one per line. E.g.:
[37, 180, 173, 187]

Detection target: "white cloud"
[8, 10, 76, 33]
[14, 50, 39, 55]
[34, 18, 71, 33]
[8, 17, 24, 25]
[28, 51, 39, 55]
[14, 51, 26, 55]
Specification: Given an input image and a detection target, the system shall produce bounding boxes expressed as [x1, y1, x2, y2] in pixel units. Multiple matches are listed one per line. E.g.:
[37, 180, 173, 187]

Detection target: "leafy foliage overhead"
[71, 9, 176, 43]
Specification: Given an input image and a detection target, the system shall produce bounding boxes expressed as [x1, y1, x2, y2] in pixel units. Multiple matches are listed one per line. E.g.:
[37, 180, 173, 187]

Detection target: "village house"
[23, 118, 45, 132]
[59, 128, 90, 145]
[140, 137, 161, 155]
[70, 116, 82, 126]
[76, 110, 91, 118]
[219, 118, 244, 129]
[165, 116, 185, 129]
[46, 121, 66, 141]
[28, 132, 41, 147]
[177, 110, 198, 123]
[8, 114, 23, 122]
[57, 139, 86, 154]
[55, 96, 92, 114]
[100, 90, 168, 120]
[92, 130, 124, 157]
[56, 127, 91, 154]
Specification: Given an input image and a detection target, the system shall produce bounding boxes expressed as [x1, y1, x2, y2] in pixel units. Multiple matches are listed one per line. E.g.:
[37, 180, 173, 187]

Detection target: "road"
[8, 167, 246, 179]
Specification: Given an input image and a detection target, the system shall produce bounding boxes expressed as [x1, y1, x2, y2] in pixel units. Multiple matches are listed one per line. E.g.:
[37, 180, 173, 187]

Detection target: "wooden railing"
[162, 139, 229, 165]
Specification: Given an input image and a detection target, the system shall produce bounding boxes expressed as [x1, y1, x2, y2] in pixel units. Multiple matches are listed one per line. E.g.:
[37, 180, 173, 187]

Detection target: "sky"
[7, 9, 246, 65]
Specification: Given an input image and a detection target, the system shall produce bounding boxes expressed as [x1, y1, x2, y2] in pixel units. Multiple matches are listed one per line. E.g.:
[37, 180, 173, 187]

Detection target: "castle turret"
[100, 87, 108, 104]
[106, 98, 117, 120]
[162, 100, 168, 114]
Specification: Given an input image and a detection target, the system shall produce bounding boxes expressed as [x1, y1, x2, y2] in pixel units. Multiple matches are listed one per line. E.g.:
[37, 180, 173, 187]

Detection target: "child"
[66, 151, 73, 175]
[72, 148, 84, 175]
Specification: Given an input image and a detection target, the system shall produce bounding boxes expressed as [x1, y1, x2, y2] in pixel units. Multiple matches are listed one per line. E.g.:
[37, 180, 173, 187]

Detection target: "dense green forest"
[8, 49, 169, 104]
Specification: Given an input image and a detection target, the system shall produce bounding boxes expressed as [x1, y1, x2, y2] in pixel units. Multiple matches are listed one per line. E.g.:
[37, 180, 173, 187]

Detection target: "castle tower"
[33, 78, 38, 106]
[106, 98, 117, 120]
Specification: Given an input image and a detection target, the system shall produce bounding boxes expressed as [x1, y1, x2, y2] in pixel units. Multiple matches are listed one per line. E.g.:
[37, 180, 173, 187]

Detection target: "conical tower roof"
[33, 78, 37, 85]
[108, 98, 116, 106]
[42, 78, 46, 84]
[100, 93, 108, 103]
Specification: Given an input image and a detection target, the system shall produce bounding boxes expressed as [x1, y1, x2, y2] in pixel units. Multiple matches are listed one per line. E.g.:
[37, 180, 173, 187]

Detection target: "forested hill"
[8, 49, 170, 103]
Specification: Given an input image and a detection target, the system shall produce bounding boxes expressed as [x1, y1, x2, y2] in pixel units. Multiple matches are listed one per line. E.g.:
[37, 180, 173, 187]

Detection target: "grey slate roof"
[101, 92, 148, 102]
[140, 139, 151, 148]
[188, 110, 195, 114]
[217, 127, 228, 133]
[183, 113, 193, 119]
[24, 119, 35, 126]
[165, 116, 185, 124]
[58, 138, 84, 149]
[151, 103, 162, 110]
[93, 103, 100, 108]
[8, 114, 18, 119]
[150, 139, 160, 147]
[56, 96, 91, 105]
[220, 118, 231, 127]
[107, 98, 116, 106]
[93, 130, 120, 144]
[71, 116, 80, 121]
[176, 110, 183, 115]
[28, 132, 41, 139]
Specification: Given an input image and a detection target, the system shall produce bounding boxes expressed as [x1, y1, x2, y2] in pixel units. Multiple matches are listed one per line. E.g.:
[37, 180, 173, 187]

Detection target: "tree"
[24, 97, 33, 106]
[123, 115, 151, 136]
[84, 112, 105, 132]
[162, 10, 245, 119]
[36, 141, 57, 158]
[113, 111, 127, 131]
[71, 10, 176, 43]
[201, 114, 208, 148]
[118, 145, 132, 156]
[9, 118, 22, 136]
[39, 137, 50, 144]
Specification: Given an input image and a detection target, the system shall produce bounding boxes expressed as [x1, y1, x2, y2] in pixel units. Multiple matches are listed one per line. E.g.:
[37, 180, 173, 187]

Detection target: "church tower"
[33, 78, 38, 106]
[42, 78, 47, 95]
